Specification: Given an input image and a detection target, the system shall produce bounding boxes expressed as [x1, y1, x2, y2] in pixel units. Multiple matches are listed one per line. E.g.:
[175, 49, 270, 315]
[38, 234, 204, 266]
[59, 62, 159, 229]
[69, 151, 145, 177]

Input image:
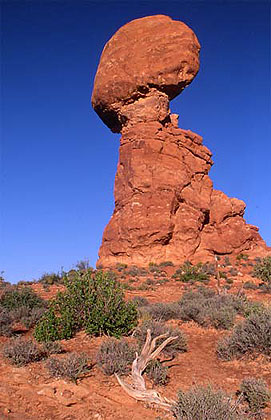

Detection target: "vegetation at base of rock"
[172, 262, 211, 284]
[243, 281, 258, 290]
[46, 353, 91, 383]
[131, 296, 149, 307]
[0, 286, 45, 310]
[34, 270, 138, 342]
[252, 256, 271, 284]
[177, 287, 247, 329]
[172, 385, 246, 420]
[2, 338, 44, 366]
[146, 359, 169, 385]
[96, 338, 135, 376]
[216, 308, 271, 360]
[134, 320, 187, 357]
[159, 261, 174, 267]
[0, 307, 13, 336]
[239, 377, 271, 414]
[36, 272, 64, 286]
[42, 341, 63, 356]
[0, 287, 47, 335]
[139, 302, 182, 322]
[258, 282, 271, 294]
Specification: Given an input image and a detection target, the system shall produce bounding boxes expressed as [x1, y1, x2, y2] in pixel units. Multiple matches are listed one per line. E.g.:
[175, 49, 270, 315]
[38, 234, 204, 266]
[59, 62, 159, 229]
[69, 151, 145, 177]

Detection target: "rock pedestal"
[92, 15, 269, 267]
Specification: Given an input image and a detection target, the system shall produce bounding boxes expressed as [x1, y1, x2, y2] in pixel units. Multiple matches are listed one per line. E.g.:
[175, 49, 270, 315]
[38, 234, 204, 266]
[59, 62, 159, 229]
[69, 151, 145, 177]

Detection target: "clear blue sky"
[1, 1, 270, 283]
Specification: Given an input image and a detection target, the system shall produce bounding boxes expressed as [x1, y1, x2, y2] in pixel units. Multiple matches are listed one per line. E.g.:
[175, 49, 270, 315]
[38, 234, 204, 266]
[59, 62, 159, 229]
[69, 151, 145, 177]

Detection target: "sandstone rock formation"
[92, 15, 269, 267]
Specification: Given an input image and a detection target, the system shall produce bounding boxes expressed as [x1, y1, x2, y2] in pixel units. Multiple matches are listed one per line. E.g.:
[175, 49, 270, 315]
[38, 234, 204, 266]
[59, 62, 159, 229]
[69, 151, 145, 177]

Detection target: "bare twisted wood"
[115, 329, 177, 410]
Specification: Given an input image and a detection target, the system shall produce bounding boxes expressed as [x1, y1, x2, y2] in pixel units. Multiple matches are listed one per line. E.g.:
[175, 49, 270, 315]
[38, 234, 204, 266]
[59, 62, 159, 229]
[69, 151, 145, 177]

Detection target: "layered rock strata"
[92, 15, 268, 267]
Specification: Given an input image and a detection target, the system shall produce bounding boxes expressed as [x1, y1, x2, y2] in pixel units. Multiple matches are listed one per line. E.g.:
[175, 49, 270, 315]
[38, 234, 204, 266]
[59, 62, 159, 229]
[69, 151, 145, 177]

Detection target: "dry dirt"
[0, 262, 270, 420]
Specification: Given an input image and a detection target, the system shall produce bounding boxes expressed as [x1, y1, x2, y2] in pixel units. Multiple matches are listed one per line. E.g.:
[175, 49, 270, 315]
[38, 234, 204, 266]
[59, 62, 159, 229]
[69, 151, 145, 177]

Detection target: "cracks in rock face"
[202, 209, 210, 228]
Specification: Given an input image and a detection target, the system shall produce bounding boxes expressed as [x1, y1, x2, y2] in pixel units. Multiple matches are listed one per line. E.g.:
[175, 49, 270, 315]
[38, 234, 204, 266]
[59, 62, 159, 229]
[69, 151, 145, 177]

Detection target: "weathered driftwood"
[115, 329, 177, 410]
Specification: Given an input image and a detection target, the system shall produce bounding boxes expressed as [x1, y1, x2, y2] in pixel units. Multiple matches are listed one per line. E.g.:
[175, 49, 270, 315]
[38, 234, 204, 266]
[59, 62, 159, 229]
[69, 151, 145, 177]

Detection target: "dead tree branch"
[115, 329, 177, 410]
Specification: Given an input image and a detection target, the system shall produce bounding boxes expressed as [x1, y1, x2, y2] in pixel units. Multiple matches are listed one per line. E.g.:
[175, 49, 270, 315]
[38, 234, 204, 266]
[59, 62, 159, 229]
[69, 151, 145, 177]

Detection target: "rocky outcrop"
[92, 15, 269, 267]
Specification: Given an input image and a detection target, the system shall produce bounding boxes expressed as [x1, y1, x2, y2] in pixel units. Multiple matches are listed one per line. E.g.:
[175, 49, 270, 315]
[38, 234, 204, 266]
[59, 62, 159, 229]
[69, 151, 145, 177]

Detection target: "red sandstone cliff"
[91, 15, 269, 267]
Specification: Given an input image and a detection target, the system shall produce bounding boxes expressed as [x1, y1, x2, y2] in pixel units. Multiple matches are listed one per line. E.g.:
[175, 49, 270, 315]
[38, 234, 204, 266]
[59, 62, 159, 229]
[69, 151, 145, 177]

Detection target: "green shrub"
[252, 257, 271, 284]
[34, 270, 138, 342]
[135, 320, 187, 358]
[0, 287, 45, 310]
[3, 338, 43, 366]
[96, 338, 135, 376]
[46, 353, 91, 383]
[172, 262, 210, 284]
[239, 377, 271, 414]
[216, 308, 271, 360]
[146, 360, 168, 385]
[172, 385, 245, 420]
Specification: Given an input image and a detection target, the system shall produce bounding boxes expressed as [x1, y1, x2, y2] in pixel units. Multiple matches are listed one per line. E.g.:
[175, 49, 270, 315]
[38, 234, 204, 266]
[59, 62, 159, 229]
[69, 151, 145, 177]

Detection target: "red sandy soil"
[0, 262, 270, 420]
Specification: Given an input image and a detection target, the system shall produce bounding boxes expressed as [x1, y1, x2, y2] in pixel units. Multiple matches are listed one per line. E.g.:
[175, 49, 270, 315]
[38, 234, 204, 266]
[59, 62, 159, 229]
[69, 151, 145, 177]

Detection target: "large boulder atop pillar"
[91, 15, 200, 132]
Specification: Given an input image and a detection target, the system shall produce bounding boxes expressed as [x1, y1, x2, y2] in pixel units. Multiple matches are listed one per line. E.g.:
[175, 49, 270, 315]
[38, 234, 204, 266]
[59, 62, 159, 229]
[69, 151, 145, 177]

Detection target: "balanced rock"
[92, 15, 269, 267]
[92, 15, 200, 133]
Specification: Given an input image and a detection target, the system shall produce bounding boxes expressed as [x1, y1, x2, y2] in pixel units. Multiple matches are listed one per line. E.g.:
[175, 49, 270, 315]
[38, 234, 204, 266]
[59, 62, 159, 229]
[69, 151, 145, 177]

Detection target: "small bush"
[172, 385, 245, 420]
[252, 257, 271, 284]
[148, 264, 162, 274]
[42, 341, 63, 356]
[37, 272, 64, 286]
[139, 302, 181, 321]
[223, 256, 231, 266]
[229, 267, 239, 276]
[236, 253, 249, 262]
[146, 360, 168, 385]
[216, 308, 271, 360]
[0, 287, 45, 311]
[34, 270, 138, 341]
[131, 296, 149, 307]
[115, 263, 128, 272]
[135, 320, 187, 358]
[159, 261, 174, 267]
[243, 281, 258, 290]
[46, 352, 90, 383]
[172, 262, 210, 284]
[3, 338, 43, 366]
[127, 266, 147, 277]
[96, 338, 135, 376]
[258, 282, 271, 294]
[0, 307, 13, 336]
[239, 377, 271, 414]
[11, 305, 47, 329]
[75, 259, 91, 271]
[178, 288, 246, 329]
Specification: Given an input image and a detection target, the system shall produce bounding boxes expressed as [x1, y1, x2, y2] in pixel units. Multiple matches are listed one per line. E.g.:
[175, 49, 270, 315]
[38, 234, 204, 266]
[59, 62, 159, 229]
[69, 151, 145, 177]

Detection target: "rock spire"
[92, 15, 268, 267]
